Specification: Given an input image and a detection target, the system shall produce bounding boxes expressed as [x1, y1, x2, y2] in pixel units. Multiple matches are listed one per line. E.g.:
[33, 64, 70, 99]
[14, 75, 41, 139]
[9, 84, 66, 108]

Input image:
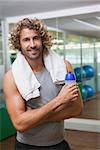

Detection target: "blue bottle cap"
[65, 72, 76, 80]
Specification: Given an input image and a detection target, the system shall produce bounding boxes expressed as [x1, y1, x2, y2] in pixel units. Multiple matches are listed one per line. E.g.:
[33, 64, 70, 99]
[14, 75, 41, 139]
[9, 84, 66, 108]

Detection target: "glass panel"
[9, 23, 17, 64]
[0, 20, 3, 65]
[0, 40, 2, 50]
[0, 52, 3, 65]
[0, 21, 2, 50]
[0, 92, 5, 108]
[9, 23, 14, 30]
[82, 38, 96, 94]
[50, 31, 64, 59]
[96, 42, 100, 91]
[64, 34, 81, 68]
[44, 18, 65, 59]
[0, 21, 2, 37]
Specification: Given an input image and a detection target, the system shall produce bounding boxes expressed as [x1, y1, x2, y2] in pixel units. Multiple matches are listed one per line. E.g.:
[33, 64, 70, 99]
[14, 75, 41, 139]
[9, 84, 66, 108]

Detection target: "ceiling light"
[74, 19, 100, 30]
[96, 16, 100, 20]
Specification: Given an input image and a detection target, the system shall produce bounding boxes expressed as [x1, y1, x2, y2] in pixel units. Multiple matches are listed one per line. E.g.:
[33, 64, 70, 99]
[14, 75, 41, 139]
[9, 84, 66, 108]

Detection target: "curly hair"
[9, 18, 53, 53]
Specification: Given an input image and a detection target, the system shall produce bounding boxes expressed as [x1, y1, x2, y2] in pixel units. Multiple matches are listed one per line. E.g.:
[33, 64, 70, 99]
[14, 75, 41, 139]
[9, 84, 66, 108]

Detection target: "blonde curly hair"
[9, 18, 53, 53]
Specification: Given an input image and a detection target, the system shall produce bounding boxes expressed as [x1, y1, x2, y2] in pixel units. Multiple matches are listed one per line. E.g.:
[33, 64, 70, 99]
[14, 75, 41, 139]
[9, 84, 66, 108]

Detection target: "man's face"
[20, 28, 43, 60]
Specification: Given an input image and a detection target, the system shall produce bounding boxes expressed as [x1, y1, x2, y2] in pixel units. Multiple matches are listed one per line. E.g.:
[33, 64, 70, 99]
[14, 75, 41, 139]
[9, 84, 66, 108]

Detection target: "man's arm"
[3, 70, 79, 132]
[47, 89, 83, 121]
[46, 60, 83, 121]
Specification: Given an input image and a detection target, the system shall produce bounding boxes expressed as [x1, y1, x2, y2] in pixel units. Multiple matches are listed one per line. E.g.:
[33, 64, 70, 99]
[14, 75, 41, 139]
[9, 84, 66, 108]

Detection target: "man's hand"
[57, 82, 79, 105]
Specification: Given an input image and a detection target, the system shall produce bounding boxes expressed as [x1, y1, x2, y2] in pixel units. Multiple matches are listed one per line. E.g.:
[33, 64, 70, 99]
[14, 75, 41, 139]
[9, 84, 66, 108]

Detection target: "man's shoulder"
[3, 69, 18, 95]
[3, 69, 15, 87]
[4, 69, 12, 80]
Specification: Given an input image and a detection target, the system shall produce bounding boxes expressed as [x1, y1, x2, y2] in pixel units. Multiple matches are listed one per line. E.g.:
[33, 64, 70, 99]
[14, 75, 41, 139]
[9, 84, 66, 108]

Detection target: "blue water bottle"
[65, 71, 76, 85]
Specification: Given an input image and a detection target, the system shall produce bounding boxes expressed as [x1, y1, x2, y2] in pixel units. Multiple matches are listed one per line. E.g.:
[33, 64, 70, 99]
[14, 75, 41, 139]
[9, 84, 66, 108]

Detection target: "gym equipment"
[82, 86, 88, 100]
[74, 65, 95, 101]
[74, 67, 86, 82]
[0, 104, 16, 140]
[83, 85, 94, 99]
[82, 65, 95, 78]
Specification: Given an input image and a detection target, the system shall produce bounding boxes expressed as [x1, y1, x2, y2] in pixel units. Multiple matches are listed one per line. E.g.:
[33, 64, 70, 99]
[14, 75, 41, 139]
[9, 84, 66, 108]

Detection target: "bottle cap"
[65, 72, 76, 80]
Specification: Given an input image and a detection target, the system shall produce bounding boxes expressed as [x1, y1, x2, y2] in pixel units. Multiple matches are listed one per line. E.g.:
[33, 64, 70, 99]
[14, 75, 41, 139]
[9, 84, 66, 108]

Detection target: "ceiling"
[44, 12, 100, 38]
[0, 0, 100, 38]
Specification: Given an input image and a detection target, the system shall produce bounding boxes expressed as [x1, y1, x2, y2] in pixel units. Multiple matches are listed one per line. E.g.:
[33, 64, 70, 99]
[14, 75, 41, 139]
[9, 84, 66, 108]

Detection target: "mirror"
[43, 16, 100, 121]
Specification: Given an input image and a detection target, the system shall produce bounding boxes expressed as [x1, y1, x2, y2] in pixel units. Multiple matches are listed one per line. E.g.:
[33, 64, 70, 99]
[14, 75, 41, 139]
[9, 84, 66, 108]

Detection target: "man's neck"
[25, 56, 44, 72]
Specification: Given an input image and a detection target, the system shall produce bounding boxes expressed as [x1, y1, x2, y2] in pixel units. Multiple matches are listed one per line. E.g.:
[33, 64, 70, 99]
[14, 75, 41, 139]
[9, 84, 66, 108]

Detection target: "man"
[3, 18, 83, 150]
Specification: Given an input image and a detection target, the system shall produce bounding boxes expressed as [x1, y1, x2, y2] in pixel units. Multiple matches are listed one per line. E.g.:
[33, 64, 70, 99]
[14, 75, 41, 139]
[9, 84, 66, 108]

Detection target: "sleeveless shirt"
[16, 68, 64, 146]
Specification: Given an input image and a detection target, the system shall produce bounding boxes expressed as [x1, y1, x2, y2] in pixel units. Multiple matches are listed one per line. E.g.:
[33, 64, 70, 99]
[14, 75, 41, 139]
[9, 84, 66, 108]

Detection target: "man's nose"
[30, 40, 36, 49]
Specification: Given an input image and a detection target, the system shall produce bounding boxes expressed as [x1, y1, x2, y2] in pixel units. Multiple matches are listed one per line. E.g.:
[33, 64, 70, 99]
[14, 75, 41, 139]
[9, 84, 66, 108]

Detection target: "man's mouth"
[28, 48, 39, 51]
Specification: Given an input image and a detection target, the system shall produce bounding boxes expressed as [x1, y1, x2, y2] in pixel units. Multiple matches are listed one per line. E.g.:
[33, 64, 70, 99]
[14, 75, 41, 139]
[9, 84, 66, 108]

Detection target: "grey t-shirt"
[17, 68, 64, 146]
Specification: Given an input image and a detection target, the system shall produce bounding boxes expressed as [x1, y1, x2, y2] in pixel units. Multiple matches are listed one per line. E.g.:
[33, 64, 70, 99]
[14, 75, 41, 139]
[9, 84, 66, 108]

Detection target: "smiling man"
[3, 18, 83, 150]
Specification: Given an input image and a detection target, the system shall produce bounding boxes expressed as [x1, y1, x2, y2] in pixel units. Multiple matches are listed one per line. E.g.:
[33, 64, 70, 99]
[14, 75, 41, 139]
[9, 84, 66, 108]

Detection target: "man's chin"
[30, 55, 40, 60]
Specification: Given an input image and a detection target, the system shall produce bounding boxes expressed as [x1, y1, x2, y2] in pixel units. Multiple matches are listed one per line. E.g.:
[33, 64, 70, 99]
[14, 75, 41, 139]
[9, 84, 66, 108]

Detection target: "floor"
[0, 130, 100, 150]
[65, 129, 100, 150]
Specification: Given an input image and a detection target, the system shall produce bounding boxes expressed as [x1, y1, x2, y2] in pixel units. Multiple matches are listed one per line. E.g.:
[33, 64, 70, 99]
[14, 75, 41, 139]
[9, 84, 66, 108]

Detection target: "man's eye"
[23, 38, 30, 41]
[33, 36, 40, 40]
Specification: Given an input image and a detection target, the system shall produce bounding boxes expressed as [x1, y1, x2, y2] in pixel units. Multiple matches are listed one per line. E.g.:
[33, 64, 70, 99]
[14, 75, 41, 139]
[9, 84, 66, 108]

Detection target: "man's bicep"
[3, 71, 26, 124]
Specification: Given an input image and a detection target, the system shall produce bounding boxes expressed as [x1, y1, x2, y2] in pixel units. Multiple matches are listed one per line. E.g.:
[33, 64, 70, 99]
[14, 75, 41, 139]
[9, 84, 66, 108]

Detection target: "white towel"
[44, 50, 66, 84]
[12, 50, 66, 101]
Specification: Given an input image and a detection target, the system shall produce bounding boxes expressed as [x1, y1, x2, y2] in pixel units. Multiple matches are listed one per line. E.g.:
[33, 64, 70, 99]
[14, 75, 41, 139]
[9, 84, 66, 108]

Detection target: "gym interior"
[0, 1, 100, 150]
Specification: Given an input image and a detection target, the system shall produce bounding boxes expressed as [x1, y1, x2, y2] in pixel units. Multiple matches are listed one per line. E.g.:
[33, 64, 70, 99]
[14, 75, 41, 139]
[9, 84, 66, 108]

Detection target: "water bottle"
[65, 71, 76, 85]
